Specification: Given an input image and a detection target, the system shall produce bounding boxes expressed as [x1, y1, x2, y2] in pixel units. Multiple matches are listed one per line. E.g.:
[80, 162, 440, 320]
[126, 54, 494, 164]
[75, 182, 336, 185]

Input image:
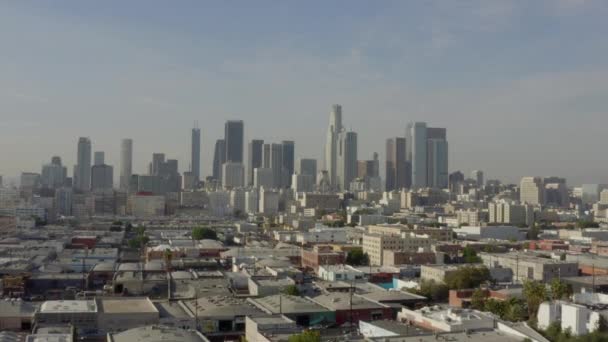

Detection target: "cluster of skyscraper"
[24, 104, 449, 198]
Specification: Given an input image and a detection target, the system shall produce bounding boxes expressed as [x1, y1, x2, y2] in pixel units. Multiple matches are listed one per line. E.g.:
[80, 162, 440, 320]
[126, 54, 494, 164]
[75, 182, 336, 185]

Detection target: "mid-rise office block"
[225, 120, 244, 163]
[91, 164, 114, 190]
[222, 162, 245, 189]
[296, 158, 317, 183]
[74, 137, 92, 191]
[520, 177, 545, 205]
[212, 139, 226, 181]
[119, 139, 133, 191]
[247, 139, 264, 186]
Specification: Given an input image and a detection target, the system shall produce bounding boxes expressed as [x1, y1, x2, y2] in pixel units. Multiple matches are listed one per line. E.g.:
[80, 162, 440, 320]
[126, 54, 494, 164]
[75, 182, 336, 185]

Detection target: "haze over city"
[1, 1, 607, 184]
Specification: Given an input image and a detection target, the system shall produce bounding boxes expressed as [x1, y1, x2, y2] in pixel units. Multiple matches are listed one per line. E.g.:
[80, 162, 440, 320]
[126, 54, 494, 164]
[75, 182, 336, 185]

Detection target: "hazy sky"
[1, 1, 607, 185]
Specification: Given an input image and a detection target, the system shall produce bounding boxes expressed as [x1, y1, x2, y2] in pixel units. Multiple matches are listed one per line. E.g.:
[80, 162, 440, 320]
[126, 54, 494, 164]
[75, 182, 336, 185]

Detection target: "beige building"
[368, 224, 452, 242]
[363, 232, 433, 266]
[420, 265, 467, 284]
[488, 200, 534, 226]
[129, 194, 165, 217]
[520, 177, 544, 205]
[480, 252, 578, 283]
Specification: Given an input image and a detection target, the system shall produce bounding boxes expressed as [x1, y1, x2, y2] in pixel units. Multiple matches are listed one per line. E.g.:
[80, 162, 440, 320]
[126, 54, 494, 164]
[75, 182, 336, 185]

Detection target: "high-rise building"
[247, 139, 264, 186]
[94, 151, 105, 166]
[151, 153, 165, 176]
[448, 171, 465, 193]
[212, 139, 226, 181]
[74, 137, 92, 191]
[324, 104, 343, 189]
[224, 120, 244, 163]
[520, 177, 545, 205]
[406, 122, 448, 189]
[544, 177, 568, 207]
[254, 168, 274, 189]
[281, 140, 295, 187]
[471, 170, 484, 188]
[120, 139, 133, 191]
[406, 122, 427, 189]
[386, 137, 408, 191]
[91, 164, 114, 190]
[337, 130, 357, 191]
[296, 158, 317, 183]
[269, 143, 284, 188]
[426, 130, 448, 189]
[222, 162, 244, 189]
[292, 174, 314, 193]
[191, 126, 201, 183]
[41, 156, 67, 189]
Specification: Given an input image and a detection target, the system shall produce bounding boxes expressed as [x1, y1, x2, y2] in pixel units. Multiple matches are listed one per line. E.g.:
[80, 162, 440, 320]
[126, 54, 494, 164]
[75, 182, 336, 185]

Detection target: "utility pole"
[515, 254, 519, 284]
[350, 278, 354, 335]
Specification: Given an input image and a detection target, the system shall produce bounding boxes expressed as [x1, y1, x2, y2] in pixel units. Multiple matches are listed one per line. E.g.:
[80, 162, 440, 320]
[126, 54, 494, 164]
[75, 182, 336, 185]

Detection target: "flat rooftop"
[39, 300, 97, 314]
[98, 298, 158, 314]
[26, 334, 72, 342]
[368, 330, 522, 342]
[249, 295, 330, 314]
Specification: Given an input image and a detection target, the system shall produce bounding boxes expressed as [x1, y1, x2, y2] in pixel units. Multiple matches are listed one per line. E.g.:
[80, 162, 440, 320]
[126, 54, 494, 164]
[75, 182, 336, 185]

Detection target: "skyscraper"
[212, 139, 226, 181]
[74, 137, 92, 191]
[41, 156, 67, 189]
[427, 128, 448, 189]
[296, 158, 317, 183]
[281, 140, 295, 187]
[91, 164, 114, 190]
[151, 153, 165, 176]
[120, 139, 133, 191]
[406, 122, 448, 189]
[191, 126, 201, 183]
[94, 151, 105, 166]
[406, 122, 427, 189]
[520, 177, 545, 205]
[386, 137, 408, 191]
[337, 130, 357, 191]
[269, 143, 284, 188]
[247, 139, 264, 186]
[224, 120, 244, 163]
[324, 105, 343, 189]
[471, 170, 484, 188]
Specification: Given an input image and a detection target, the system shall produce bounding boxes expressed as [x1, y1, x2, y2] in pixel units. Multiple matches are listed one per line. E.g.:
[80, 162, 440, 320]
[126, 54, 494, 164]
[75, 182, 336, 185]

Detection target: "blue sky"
[1, 1, 607, 184]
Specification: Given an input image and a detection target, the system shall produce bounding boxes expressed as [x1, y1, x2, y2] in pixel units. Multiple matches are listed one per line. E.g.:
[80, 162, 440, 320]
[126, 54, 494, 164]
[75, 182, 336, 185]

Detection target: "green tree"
[282, 285, 300, 296]
[288, 330, 320, 342]
[192, 227, 218, 240]
[523, 280, 547, 319]
[445, 266, 491, 290]
[551, 278, 573, 300]
[470, 289, 486, 310]
[415, 280, 449, 302]
[462, 246, 481, 263]
[346, 249, 369, 266]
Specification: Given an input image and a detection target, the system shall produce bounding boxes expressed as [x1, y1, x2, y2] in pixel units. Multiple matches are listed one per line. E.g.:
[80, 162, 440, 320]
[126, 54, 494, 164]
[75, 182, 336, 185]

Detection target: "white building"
[259, 187, 279, 215]
[129, 194, 165, 217]
[208, 191, 231, 217]
[397, 306, 495, 333]
[538, 300, 601, 336]
[230, 189, 246, 213]
[452, 225, 525, 241]
[295, 227, 347, 245]
[318, 265, 365, 282]
[245, 190, 259, 213]
[222, 162, 244, 189]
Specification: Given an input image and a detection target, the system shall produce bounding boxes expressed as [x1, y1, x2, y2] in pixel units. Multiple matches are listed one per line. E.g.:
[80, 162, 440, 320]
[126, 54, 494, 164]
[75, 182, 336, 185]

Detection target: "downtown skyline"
[1, 1, 608, 184]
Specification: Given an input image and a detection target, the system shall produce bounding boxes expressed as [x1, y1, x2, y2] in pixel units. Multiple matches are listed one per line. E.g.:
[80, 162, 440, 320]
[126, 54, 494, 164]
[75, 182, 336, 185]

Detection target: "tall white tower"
[324, 104, 343, 189]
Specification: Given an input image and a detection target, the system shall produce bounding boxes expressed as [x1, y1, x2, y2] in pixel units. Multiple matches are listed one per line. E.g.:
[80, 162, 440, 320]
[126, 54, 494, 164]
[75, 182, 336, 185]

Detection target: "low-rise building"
[247, 295, 336, 327]
[310, 292, 392, 326]
[397, 306, 495, 332]
[480, 252, 578, 283]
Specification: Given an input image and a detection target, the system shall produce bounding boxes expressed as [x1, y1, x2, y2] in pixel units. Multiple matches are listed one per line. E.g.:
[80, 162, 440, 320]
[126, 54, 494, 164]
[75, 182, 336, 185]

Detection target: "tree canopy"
[192, 227, 218, 240]
[346, 249, 369, 266]
[444, 266, 491, 289]
[282, 285, 300, 296]
[288, 330, 320, 342]
[462, 246, 481, 263]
